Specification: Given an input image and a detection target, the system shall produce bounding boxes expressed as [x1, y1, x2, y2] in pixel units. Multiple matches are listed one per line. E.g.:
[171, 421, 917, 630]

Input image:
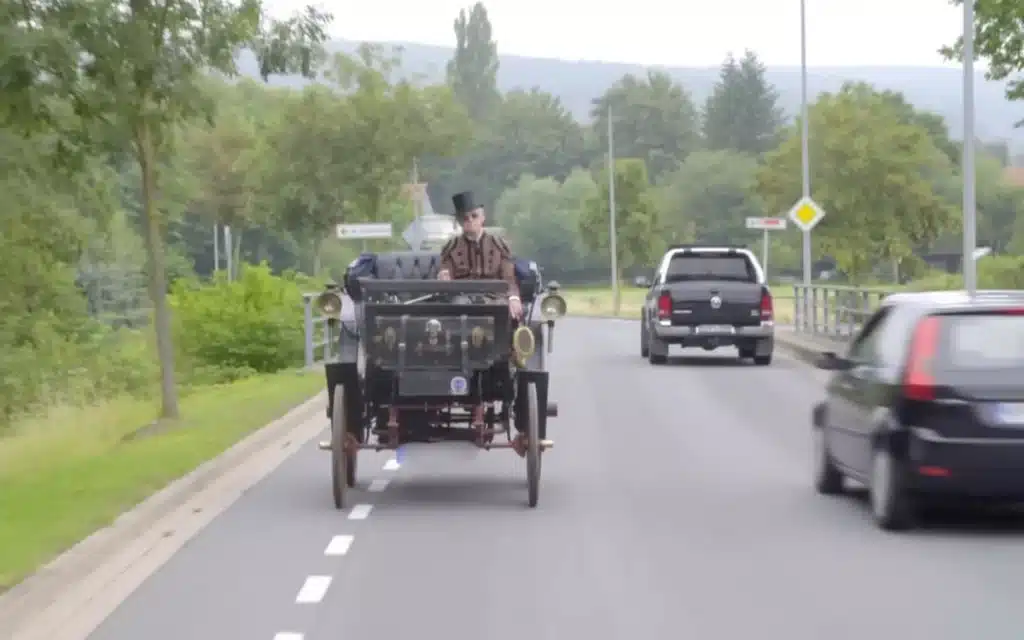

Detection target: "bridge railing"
[791, 284, 890, 342]
[302, 292, 337, 368]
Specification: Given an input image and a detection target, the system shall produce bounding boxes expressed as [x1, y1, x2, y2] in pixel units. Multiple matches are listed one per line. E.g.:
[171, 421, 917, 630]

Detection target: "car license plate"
[696, 325, 734, 334]
[993, 403, 1024, 425]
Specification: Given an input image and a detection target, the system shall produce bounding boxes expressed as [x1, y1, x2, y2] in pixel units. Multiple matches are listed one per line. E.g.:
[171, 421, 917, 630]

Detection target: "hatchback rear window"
[665, 254, 755, 282]
[940, 314, 1024, 368]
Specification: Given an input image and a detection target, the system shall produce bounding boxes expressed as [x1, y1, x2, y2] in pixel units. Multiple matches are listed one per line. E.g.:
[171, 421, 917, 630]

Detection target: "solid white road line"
[382, 458, 401, 471]
[348, 504, 373, 520]
[295, 576, 332, 604]
[324, 534, 354, 556]
[273, 633, 304, 640]
[367, 478, 390, 492]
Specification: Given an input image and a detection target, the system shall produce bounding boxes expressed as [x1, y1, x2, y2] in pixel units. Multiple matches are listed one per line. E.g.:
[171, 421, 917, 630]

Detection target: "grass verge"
[0, 369, 323, 591]
[562, 286, 797, 323]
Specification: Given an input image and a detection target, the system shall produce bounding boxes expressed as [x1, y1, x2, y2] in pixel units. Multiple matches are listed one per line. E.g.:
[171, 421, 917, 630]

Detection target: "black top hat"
[452, 191, 477, 218]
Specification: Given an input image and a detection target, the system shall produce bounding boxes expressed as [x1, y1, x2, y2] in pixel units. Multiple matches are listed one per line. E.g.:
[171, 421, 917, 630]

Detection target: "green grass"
[0, 369, 323, 590]
[562, 286, 797, 323]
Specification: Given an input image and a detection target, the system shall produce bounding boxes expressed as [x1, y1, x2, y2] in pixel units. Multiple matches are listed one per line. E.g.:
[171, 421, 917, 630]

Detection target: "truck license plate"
[696, 325, 734, 334]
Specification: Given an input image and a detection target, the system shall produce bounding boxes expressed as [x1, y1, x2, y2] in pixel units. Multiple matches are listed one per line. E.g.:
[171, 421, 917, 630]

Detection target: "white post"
[608, 105, 619, 314]
[224, 225, 233, 282]
[962, 0, 977, 295]
[762, 229, 770, 281]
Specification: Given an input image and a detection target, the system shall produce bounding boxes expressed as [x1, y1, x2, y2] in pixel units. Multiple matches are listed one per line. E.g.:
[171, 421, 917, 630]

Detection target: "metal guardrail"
[791, 284, 890, 342]
[302, 292, 337, 368]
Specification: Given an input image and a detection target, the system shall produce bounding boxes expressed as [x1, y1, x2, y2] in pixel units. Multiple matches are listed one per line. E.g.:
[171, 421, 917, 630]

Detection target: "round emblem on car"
[710, 295, 722, 309]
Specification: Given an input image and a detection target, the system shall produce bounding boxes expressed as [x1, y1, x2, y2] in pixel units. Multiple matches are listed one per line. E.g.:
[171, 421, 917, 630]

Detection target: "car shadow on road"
[843, 487, 1024, 536]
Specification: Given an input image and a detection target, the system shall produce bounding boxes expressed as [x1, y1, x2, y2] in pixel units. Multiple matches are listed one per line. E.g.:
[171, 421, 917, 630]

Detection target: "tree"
[580, 158, 665, 311]
[702, 50, 784, 155]
[446, 1, 500, 121]
[756, 84, 958, 281]
[0, 0, 332, 419]
[940, 1, 1024, 114]
[497, 169, 597, 280]
[655, 149, 763, 245]
[590, 71, 700, 180]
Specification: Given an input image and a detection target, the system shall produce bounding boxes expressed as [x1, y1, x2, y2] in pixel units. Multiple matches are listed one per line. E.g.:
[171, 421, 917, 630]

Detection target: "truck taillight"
[657, 292, 672, 320]
[903, 315, 940, 401]
[760, 290, 773, 321]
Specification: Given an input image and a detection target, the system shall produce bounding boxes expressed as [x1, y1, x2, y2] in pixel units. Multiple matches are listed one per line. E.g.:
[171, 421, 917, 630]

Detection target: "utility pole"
[608, 106, 619, 315]
[799, 0, 811, 287]
[962, 0, 977, 295]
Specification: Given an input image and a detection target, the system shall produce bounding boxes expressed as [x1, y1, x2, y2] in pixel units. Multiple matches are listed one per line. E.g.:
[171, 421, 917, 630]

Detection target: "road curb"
[0, 389, 327, 640]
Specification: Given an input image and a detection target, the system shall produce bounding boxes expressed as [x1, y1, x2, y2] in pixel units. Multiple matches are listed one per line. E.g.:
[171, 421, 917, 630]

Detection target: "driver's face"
[461, 207, 485, 235]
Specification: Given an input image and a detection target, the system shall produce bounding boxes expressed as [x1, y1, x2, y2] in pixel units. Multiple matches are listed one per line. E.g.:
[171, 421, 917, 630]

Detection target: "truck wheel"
[640, 318, 649, 358]
[753, 354, 772, 366]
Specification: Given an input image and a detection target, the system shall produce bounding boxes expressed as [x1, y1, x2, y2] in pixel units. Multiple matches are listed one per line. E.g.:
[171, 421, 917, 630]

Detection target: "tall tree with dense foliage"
[941, 0, 1024, 113]
[756, 83, 957, 281]
[590, 71, 700, 180]
[446, 1, 501, 121]
[702, 50, 784, 155]
[0, 0, 332, 419]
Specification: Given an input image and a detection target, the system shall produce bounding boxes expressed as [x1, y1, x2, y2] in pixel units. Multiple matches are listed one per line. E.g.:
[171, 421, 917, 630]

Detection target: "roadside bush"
[170, 262, 305, 383]
[906, 256, 1024, 291]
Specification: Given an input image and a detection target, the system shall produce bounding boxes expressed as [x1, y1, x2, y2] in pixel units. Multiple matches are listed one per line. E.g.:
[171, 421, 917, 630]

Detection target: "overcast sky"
[265, 0, 972, 68]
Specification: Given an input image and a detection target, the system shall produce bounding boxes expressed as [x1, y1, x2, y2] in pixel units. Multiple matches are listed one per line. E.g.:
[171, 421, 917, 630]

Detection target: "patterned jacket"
[438, 231, 520, 298]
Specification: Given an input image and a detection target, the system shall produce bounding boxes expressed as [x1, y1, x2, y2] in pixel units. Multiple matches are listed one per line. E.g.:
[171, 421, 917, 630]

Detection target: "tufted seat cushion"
[373, 251, 442, 280]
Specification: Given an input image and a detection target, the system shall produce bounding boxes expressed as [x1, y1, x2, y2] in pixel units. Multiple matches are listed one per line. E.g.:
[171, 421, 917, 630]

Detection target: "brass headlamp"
[539, 293, 567, 320]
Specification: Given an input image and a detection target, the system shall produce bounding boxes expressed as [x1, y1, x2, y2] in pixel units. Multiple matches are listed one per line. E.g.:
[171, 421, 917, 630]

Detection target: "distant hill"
[239, 39, 1024, 152]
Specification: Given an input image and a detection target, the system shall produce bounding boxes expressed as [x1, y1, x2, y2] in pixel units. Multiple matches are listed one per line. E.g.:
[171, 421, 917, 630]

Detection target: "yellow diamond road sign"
[787, 196, 825, 232]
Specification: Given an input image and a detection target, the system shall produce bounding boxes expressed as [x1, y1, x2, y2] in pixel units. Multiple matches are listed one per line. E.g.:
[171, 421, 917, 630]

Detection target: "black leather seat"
[373, 251, 442, 280]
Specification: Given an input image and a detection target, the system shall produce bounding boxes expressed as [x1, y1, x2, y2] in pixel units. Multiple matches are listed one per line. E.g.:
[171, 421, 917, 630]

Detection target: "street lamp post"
[962, 0, 978, 295]
[608, 106, 619, 314]
[800, 0, 811, 288]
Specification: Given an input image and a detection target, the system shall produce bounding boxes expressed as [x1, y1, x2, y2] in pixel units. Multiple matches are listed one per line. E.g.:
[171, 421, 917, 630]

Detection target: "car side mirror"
[634, 276, 651, 288]
[814, 351, 850, 371]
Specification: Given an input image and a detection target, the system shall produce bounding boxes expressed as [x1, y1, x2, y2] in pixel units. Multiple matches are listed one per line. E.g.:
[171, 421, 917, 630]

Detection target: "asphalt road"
[87, 318, 1024, 640]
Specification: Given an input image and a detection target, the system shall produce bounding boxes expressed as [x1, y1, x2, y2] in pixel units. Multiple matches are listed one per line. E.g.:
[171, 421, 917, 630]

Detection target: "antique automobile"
[313, 251, 567, 509]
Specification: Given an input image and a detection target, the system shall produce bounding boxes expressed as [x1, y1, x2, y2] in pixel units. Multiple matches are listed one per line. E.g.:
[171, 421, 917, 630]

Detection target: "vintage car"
[313, 250, 567, 509]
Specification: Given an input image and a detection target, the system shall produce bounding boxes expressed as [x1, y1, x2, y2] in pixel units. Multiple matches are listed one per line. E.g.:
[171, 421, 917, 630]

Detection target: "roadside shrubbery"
[905, 256, 1024, 292]
[1, 262, 315, 433]
[170, 263, 308, 385]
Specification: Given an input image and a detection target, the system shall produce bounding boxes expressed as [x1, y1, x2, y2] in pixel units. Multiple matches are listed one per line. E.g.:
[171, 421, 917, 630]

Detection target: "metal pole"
[213, 223, 219, 275]
[608, 106, 619, 314]
[224, 225, 233, 282]
[800, 0, 811, 287]
[962, 0, 977, 295]
[762, 229, 770, 280]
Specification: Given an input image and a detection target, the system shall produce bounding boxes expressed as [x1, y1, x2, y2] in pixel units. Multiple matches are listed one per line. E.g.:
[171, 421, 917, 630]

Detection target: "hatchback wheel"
[869, 447, 916, 531]
[812, 426, 843, 495]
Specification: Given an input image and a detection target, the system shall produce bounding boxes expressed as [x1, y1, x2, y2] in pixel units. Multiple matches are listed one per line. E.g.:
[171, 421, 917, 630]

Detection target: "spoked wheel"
[524, 381, 541, 508]
[331, 385, 357, 510]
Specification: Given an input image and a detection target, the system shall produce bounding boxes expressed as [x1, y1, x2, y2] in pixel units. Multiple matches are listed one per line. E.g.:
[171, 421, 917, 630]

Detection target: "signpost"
[336, 223, 393, 240]
[402, 214, 458, 250]
[787, 196, 825, 329]
[745, 216, 788, 278]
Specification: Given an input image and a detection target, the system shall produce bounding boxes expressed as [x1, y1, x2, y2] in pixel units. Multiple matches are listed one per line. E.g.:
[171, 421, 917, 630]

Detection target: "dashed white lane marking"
[348, 504, 373, 520]
[382, 458, 401, 471]
[324, 534, 354, 556]
[368, 477, 390, 492]
[274, 633, 304, 640]
[295, 575, 332, 604]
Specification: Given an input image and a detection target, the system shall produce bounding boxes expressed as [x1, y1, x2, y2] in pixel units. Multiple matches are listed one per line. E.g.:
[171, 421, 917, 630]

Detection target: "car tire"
[869, 446, 916, 531]
[753, 354, 772, 365]
[812, 425, 844, 495]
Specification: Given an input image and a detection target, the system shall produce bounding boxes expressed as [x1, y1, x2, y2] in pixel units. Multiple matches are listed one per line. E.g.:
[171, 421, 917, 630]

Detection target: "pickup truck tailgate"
[669, 281, 763, 326]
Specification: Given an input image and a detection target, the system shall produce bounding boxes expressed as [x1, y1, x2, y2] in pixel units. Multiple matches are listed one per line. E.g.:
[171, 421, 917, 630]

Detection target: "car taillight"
[760, 289, 774, 321]
[1002, 308, 1024, 315]
[657, 292, 672, 320]
[903, 315, 940, 400]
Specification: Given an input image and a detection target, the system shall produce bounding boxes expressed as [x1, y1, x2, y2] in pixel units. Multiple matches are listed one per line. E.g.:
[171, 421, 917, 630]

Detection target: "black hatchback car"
[812, 290, 1024, 531]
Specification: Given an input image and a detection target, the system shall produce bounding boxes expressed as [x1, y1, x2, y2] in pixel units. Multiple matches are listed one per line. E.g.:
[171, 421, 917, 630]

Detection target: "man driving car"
[437, 191, 523, 321]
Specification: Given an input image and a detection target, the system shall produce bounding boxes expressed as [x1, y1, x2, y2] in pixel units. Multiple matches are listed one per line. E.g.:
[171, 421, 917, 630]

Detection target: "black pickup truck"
[639, 245, 774, 365]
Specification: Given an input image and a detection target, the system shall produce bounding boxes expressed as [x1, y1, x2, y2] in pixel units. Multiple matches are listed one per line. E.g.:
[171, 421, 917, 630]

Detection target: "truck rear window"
[665, 254, 755, 282]
[941, 314, 1024, 368]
